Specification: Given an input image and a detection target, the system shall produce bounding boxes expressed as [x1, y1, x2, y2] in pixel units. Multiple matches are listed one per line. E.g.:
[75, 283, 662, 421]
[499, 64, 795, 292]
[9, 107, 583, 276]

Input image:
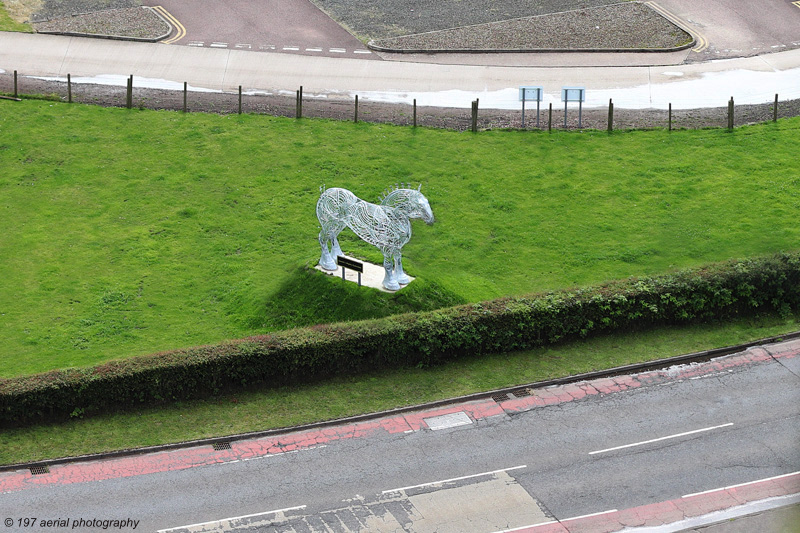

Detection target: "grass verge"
[2, 312, 797, 466]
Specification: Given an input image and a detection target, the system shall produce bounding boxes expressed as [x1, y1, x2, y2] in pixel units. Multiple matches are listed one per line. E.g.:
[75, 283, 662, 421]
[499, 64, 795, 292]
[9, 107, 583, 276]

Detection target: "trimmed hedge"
[2, 252, 799, 426]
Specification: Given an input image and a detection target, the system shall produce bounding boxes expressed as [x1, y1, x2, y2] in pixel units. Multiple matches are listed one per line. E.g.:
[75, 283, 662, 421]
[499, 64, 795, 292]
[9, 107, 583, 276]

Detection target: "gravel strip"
[3, 73, 798, 133]
[33, 7, 169, 39]
[370, 3, 692, 52]
[29, 0, 140, 22]
[312, 0, 625, 40]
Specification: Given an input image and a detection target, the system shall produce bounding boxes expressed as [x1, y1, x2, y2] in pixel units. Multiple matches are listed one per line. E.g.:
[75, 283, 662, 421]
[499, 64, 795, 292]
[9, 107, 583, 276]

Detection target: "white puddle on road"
[30, 74, 219, 93]
[352, 66, 800, 110]
[28, 65, 800, 110]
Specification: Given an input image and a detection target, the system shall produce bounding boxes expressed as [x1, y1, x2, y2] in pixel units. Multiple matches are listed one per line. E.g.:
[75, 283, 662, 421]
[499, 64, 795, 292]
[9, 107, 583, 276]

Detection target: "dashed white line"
[589, 423, 734, 455]
[382, 465, 527, 494]
[492, 509, 618, 533]
[175, 42, 368, 55]
[157, 505, 307, 533]
[682, 470, 800, 498]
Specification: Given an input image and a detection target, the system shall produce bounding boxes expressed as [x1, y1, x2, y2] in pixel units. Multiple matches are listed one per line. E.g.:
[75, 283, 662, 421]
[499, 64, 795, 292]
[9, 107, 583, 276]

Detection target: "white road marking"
[382, 465, 527, 494]
[589, 423, 734, 455]
[560, 509, 620, 522]
[329, 48, 346, 53]
[682, 470, 800, 498]
[305, 47, 323, 52]
[354, 50, 372, 54]
[210, 42, 228, 48]
[283, 46, 300, 51]
[492, 509, 618, 532]
[235, 43, 252, 49]
[157, 505, 307, 533]
[187, 41, 204, 47]
[219, 444, 329, 466]
[689, 370, 733, 380]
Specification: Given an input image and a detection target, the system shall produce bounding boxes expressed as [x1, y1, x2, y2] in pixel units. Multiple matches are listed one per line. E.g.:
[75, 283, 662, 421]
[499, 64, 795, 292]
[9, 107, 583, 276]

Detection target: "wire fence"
[3, 69, 800, 132]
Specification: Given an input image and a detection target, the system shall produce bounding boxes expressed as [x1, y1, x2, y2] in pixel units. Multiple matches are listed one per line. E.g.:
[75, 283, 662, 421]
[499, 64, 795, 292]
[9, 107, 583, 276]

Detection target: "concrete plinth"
[315, 255, 414, 292]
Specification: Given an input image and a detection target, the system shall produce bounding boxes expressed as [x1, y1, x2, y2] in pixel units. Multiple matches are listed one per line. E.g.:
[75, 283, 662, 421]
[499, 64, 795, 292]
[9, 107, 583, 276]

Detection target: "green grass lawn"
[1, 100, 799, 378]
[0, 2, 33, 32]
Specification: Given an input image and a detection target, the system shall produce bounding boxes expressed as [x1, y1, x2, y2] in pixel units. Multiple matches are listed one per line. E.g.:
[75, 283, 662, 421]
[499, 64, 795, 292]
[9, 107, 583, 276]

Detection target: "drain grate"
[491, 393, 510, 403]
[30, 465, 50, 475]
[212, 441, 232, 451]
[510, 388, 532, 398]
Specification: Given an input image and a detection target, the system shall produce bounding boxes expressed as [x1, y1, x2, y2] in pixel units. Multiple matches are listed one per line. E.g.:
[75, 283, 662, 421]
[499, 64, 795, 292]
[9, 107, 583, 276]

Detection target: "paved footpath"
[3, 338, 798, 532]
[2, 32, 800, 109]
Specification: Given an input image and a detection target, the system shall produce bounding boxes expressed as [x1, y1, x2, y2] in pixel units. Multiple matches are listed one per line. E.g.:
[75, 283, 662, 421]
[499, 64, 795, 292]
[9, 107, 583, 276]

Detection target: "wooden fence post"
[126, 75, 133, 109]
[668, 103, 672, 132]
[471, 99, 478, 132]
[354, 95, 358, 123]
[238, 85, 242, 115]
[13, 70, 18, 98]
[774, 94, 778, 122]
[296, 86, 303, 119]
[413, 99, 417, 128]
[183, 82, 187, 113]
[548, 103, 552, 132]
[607, 99, 613, 133]
[67, 74, 72, 103]
[728, 97, 734, 131]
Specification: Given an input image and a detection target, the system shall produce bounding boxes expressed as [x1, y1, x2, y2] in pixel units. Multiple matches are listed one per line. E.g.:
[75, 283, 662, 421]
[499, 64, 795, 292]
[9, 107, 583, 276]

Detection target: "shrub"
[1, 252, 798, 426]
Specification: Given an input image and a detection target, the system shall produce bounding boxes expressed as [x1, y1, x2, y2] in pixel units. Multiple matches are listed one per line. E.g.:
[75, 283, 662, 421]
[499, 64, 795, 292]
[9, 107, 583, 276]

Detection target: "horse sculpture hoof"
[396, 274, 411, 285]
[383, 280, 401, 291]
[319, 259, 338, 271]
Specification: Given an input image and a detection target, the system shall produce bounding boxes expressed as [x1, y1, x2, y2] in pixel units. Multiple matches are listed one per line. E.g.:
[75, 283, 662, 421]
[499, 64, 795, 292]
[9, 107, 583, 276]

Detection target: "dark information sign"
[337, 256, 363, 273]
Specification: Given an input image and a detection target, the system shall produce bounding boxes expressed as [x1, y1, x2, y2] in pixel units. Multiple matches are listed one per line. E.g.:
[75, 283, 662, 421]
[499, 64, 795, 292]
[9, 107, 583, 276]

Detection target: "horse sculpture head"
[380, 185, 435, 225]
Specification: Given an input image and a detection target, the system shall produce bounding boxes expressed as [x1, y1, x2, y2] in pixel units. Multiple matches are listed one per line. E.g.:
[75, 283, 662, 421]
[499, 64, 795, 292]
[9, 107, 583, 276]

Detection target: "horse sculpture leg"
[318, 228, 338, 271]
[382, 251, 400, 291]
[394, 252, 411, 285]
[330, 236, 343, 259]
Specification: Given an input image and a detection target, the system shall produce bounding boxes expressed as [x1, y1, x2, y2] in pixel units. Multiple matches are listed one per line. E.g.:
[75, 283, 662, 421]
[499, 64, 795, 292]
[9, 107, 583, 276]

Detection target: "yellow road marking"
[793, 1, 800, 8]
[645, 1, 708, 53]
[151, 6, 186, 44]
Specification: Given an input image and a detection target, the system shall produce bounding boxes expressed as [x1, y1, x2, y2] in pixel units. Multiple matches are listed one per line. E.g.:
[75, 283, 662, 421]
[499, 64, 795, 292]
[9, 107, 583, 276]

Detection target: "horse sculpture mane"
[316, 185, 434, 291]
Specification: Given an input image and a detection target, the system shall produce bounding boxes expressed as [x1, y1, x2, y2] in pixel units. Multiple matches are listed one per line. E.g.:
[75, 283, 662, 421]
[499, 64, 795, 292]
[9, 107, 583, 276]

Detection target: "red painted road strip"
[505, 471, 800, 532]
[2, 341, 797, 495]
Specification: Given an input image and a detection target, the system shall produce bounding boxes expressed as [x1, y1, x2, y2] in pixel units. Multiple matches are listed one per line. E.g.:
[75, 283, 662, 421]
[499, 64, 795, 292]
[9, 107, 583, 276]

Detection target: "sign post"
[337, 256, 363, 287]
[519, 86, 543, 128]
[561, 87, 586, 128]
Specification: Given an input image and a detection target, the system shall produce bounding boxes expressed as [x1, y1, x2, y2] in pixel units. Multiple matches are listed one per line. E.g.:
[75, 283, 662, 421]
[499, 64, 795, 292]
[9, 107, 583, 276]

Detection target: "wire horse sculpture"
[316, 185, 434, 291]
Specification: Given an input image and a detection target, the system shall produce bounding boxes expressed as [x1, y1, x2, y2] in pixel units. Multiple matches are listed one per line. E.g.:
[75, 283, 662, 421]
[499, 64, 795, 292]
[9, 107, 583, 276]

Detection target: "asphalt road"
[657, 0, 800, 61]
[4, 342, 798, 532]
[141, 0, 377, 59]
[135, 0, 800, 65]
